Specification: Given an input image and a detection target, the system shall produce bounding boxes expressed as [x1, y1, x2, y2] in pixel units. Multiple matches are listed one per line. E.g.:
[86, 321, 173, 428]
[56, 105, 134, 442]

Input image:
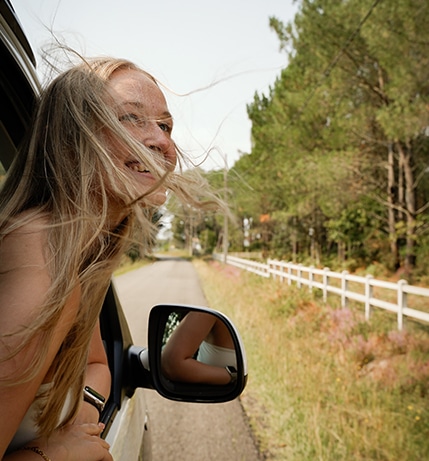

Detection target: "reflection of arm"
[162, 313, 232, 385]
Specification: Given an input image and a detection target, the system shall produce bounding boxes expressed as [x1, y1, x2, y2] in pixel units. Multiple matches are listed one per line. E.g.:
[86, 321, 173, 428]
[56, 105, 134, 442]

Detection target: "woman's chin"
[139, 188, 167, 207]
[128, 173, 166, 205]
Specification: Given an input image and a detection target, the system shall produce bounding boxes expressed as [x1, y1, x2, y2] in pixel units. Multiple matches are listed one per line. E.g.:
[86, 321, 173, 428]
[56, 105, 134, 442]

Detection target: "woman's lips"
[125, 160, 150, 173]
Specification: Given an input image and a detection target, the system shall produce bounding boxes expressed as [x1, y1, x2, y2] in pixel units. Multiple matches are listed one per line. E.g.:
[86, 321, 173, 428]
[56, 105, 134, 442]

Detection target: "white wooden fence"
[213, 254, 429, 330]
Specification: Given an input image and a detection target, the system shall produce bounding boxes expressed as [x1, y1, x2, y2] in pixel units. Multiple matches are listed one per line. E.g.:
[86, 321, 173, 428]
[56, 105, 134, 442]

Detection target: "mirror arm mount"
[139, 348, 150, 371]
[127, 346, 154, 390]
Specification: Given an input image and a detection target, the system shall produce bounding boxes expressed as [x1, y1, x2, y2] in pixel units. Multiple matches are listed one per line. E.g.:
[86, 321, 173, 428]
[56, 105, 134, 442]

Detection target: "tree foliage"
[223, 0, 429, 275]
[167, 0, 429, 277]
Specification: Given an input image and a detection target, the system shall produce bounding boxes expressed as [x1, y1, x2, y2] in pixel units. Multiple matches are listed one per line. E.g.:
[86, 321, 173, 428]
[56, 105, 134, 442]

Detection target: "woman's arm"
[0, 223, 112, 460]
[161, 312, 232, 385]
[74, 320, 111, 424]
[0, 223, 70, 457]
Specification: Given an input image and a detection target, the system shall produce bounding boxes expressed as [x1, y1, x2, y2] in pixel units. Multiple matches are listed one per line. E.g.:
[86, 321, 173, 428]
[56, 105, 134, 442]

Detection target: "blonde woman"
[0, 57, 218, 460]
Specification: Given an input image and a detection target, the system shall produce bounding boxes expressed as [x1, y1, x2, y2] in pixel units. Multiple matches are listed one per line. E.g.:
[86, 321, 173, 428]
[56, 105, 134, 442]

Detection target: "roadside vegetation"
[194, 258, 429, 460]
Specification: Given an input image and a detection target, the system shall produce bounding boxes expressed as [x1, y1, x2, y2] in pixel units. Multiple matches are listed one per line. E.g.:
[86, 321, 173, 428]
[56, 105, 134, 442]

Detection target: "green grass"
[193, 258, 429, 461]
[113, 257, 152, 276]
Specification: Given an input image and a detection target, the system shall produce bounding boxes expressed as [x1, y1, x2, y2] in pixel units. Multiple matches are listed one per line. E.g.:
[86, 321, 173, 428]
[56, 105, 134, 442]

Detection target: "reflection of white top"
[197, 340, 237, 368]
[6, 383, 71, 455]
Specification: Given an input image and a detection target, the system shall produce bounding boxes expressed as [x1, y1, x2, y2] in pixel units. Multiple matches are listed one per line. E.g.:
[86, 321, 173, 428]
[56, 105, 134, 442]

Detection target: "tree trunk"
[387, 143, 400, 269]
[337, 241, 345, 263]
[397, 141, 416, 271]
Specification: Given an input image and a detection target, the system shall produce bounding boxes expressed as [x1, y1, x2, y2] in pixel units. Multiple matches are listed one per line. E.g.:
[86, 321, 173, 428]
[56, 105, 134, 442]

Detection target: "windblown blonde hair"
[0, 56, 221, 436]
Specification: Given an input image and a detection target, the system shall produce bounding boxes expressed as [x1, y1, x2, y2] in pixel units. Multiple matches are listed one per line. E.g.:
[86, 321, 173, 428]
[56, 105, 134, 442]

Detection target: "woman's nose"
[144, 125, 177, 170]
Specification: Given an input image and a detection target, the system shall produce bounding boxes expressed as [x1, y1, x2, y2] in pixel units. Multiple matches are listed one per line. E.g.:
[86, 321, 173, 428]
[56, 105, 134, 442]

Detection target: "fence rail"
[213, 254, 429, 330]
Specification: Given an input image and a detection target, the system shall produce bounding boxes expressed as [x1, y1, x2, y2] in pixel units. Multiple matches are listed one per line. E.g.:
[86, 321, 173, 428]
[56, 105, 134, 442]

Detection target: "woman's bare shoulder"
[0, 211, 50, 272]
[0, 211, 52, 328]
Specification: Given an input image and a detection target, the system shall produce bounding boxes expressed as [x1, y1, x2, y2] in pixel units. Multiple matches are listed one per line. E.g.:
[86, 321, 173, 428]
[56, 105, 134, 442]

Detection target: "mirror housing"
[128, 304, 247, 403]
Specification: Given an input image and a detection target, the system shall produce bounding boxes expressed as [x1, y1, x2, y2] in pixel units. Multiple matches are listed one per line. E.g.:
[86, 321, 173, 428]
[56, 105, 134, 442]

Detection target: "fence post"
[397, 279, 408, 330]
[268, 259, 274, 280]
[287, 263, 292, 286]
[297, 264, 303, 289]
[275, 261, 280, 281]
[280, 262, 285, 283]
[364, 275, 373, 321]
[323, 267, 329, 303]
[341, 271, 349, 308]
[309, 266, 314, 293]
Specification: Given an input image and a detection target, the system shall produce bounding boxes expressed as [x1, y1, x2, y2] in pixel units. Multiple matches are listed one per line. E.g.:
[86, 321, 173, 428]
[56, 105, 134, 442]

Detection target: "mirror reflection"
[161, 311, 237, 385]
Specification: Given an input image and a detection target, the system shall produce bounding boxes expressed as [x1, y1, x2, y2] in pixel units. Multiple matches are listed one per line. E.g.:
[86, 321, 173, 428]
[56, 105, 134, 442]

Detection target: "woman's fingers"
[82, 422, 104, 436]
[33, 422, 112, 461]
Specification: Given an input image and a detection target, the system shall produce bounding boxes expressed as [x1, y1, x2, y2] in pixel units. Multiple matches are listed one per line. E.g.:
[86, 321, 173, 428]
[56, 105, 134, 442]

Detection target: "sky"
[13, 0, 298, 171]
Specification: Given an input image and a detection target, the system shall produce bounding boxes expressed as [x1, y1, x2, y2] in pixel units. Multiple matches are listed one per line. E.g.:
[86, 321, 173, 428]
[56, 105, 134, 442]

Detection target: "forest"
[169, 0, 429, 280]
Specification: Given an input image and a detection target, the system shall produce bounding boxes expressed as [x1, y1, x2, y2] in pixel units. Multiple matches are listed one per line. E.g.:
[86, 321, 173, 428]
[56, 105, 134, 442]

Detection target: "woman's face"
[106, 68, 177, 207]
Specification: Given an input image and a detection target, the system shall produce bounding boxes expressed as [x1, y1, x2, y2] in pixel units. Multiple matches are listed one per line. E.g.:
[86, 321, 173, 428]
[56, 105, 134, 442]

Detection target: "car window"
[0, 0, 40, 173]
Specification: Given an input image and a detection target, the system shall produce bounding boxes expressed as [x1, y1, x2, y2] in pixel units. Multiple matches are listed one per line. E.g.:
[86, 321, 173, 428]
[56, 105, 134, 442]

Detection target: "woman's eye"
[159, 122, 172, 133]
[119, 114, 172, 133]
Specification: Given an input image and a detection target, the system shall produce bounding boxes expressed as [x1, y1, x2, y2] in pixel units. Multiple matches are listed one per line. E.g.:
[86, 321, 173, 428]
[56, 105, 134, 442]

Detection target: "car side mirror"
[129, 304, 247, 403]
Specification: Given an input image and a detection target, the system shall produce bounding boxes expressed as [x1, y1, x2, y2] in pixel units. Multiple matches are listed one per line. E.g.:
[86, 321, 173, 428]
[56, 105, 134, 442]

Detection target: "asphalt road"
[113, 257, 261, 461]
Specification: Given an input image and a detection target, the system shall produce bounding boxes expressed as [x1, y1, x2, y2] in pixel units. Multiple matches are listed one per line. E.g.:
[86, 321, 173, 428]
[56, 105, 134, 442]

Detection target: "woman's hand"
[73, 401, 101, 426]
[30, 423, 112, 461]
